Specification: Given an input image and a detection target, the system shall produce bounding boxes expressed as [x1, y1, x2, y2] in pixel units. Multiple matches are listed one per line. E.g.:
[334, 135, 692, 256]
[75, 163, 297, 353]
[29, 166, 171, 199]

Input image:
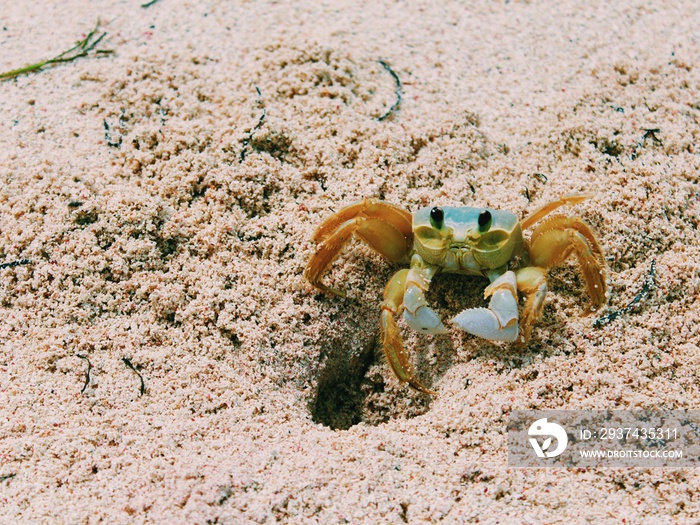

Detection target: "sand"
[1, 0, 699, 523]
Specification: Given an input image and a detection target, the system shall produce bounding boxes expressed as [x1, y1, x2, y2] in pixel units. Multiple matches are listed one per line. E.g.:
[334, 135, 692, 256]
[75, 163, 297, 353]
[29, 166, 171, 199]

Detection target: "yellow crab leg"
[305, 199, 414, 296]
[311, 199, 412, 244]
[380, 269, 436, 395]
[528, 216, 607, 312]
[515, 266, 548, 343]
[521, 194, 592, 231]
[304, 220, 359, 297]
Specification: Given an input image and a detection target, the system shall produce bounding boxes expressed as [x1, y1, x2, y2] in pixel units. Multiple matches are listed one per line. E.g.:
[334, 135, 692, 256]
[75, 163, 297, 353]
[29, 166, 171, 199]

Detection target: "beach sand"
[1, 1, 699, 522]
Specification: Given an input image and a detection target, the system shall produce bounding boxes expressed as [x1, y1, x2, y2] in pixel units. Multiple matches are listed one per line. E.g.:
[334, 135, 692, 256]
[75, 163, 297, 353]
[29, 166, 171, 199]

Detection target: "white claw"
[453, 271, 519, 342]
[489, 288, 518, 328]
[453, 308, 518, 342]
[404, 306, 448, 335]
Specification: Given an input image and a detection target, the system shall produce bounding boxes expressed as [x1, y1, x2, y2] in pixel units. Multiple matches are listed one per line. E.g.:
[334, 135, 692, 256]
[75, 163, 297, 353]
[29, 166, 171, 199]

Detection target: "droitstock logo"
[528, 418, 568, 458]
[509, 410, 700, 467]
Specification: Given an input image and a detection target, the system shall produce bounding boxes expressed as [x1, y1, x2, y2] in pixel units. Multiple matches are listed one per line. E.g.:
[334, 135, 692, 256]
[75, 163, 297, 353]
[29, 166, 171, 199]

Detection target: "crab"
[304, 194, 607, 394]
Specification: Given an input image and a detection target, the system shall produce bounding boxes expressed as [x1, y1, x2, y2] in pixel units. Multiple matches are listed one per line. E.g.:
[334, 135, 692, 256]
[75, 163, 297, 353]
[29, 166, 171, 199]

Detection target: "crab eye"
[478, 210, 492, 233]
[430, 207, 444, 229]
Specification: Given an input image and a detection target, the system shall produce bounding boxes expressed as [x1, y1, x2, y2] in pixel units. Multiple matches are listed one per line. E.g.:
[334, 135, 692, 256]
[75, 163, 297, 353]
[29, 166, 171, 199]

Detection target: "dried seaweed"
[377, 59, 402, 121]
[76, 354, 92, 394]
[594, 260, 656, 328]
[0, 259, 31, 270]
[0, 21, 112, 81]
[122, 358, 146, 396]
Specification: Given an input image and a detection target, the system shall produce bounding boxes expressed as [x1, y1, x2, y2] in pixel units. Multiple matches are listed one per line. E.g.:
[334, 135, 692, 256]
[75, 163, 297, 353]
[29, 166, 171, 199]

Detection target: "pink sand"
[1, 1, 700, 522]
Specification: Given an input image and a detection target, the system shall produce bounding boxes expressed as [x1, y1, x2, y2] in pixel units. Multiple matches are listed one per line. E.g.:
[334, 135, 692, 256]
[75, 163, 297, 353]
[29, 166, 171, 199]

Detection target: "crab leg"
[528, 216, 607, 312]
[304, 220, 362, 296]
[304, 199, 413, 296]
[380, 269, 435, 394]
[452, 271, 519, 342]
[515, 266, 548, 343]
[521, 194, 592, 231]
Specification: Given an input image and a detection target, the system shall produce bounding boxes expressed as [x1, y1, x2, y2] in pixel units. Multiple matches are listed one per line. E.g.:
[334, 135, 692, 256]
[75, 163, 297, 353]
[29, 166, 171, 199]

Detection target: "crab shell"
[412, 205, 523, 272]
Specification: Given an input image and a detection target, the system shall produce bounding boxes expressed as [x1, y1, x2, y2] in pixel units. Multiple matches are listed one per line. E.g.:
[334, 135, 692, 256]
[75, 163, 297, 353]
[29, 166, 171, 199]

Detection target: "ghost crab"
[305, 194, 607, 394]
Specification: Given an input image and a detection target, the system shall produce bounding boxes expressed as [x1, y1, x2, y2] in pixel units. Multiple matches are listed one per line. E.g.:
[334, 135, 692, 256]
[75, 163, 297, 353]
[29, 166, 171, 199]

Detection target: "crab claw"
[404, 306, 449, 335]
[452, 271, 519, 342]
